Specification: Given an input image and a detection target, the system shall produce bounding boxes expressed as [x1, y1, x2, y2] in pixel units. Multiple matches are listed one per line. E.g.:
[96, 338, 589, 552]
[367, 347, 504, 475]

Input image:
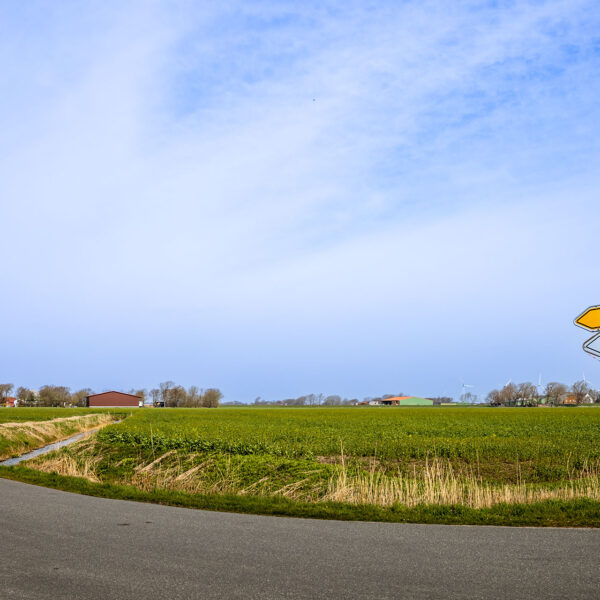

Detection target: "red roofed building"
[379, 396, 433, 406]
[86, 391, 142, 408]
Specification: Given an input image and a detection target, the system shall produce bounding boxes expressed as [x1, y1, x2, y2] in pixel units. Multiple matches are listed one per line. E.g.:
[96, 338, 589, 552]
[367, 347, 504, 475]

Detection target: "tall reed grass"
[324, 455, 600, 508]
[0, 414, 117, 460]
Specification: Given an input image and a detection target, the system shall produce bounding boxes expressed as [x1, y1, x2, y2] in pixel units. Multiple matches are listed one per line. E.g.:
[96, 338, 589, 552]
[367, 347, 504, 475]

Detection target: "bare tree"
[324, 395, 342, 406]
[460, 391, 477, 404]
[165, 386, 187, 407]
[202, 388, 222, 408]
[149, 388, 160, 407]
[159, 381, 174, 406]
[0, 383, 14, 403]
[38, 385, 71, 407]
[305, 393, 324, 406]
[544, 382, 567, 406]
[499, 382, 518, 406]
[16, 387, 36, 406]
[187, 386, 202, 407]
[71, 388, 93, 407]
[571, 380, 591, 404]
[517, 382, 537, 406]
[129, 389, 147, 404]
[486, 389, 501, 406]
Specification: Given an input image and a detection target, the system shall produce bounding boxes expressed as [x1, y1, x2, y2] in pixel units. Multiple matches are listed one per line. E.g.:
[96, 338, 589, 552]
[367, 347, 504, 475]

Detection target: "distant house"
[86, 391, 142, 408]
[562, 393, 594, 405]
[4, 397, 17, 408]
[380, 396, 434, 406]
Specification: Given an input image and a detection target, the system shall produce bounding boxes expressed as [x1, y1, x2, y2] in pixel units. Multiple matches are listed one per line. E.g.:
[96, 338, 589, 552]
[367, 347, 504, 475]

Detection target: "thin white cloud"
[1, 1, 599, 396]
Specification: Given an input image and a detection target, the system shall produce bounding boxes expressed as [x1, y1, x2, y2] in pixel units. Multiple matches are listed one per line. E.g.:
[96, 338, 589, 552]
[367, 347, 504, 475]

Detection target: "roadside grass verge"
[17, 437, 600, 524]
[0, 413, 122, 460]
[1, 464, 599, 527]
[325, 456, 600, 508]
[27, 439, 600, 508]
[25, 438, 333, 500]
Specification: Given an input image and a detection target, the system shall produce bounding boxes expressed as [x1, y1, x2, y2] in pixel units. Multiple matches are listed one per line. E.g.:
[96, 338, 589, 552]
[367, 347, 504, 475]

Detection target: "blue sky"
[1, 0, 599, 401]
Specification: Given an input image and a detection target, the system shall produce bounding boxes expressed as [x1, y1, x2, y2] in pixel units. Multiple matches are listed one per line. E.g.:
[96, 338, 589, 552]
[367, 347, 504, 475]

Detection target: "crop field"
[98, 406, 600, 464]
[0, 406, 597, 526]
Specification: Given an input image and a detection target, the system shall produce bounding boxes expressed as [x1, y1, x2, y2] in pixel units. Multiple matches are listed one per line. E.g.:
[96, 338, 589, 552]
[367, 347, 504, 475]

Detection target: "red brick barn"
[86, 391, 142, 408]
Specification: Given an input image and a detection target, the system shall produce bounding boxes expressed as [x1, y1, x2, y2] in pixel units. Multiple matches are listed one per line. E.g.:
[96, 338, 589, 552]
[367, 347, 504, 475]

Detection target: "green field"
[0, 407, 108, 423]
[2, 406, 600, 526]
[98, 406, 600, 466]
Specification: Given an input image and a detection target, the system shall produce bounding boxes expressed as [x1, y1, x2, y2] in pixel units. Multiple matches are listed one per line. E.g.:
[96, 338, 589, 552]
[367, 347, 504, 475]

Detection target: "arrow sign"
[583, 333, 600, 358]
[574, 305, 600, 331]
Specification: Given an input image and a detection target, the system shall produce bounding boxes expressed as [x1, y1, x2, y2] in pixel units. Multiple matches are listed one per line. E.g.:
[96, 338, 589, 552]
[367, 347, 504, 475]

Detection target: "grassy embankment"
[2, 407, 600, 526]
[0, 408, 129, 460]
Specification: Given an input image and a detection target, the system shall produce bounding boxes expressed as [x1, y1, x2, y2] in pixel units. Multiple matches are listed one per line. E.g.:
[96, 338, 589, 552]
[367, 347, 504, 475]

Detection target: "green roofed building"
[379, 396, 433, 406]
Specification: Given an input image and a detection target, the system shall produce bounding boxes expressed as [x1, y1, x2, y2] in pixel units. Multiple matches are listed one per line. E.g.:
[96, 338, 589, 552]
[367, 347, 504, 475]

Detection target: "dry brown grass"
[0, 414, 117, 460]
[27, 437, 600, 511]
[130, 454, 249, 495]
[324, 456, 600, 508]
[32, 454, 102, 482]
[27, 439, 102, 481]
[29, 443, 326, 501]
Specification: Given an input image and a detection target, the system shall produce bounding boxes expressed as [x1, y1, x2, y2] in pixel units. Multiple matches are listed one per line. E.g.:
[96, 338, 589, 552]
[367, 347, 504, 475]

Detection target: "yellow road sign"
[574, 305, 600, 331]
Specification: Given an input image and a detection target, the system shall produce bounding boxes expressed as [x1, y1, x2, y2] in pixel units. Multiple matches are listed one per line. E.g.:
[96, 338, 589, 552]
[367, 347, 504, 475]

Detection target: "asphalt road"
[1, 478, 599, 600]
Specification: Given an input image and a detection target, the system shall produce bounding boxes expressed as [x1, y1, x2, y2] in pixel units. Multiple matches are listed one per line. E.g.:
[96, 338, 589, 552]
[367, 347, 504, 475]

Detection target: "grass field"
[0, 408, 130, 460]
[2, 406, 600, 526]
[0, 407, 103, 424]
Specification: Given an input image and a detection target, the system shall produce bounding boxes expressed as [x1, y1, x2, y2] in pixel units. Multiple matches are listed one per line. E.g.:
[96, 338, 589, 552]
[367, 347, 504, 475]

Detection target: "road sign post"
[574, 306, 600, 358]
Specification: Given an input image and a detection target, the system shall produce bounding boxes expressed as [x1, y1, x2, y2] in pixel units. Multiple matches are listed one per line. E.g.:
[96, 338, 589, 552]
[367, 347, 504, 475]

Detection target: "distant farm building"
[373, 396, 434, 406]
[86, 391, 142, 408]
[4, 397, 17, 407]
[562, 393, 594, 405]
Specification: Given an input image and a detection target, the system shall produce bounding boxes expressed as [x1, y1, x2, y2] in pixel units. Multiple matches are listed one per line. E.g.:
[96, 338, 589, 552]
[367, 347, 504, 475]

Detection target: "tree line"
[3, 380, 599, 408]
[247, 393, 453, 406]
[486, 380, 599, 406]
[0, 382, 222, 408]
[250, 394, 357, 406]
[148, 381, 222, 408]
[0, 384, 92, 407]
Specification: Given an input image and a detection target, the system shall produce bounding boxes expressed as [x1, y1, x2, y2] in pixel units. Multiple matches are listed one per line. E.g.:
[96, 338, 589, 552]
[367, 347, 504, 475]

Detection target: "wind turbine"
[582, 372, 594, 389]
[536, 374, 544, 396]
[460, 382, 475, 404]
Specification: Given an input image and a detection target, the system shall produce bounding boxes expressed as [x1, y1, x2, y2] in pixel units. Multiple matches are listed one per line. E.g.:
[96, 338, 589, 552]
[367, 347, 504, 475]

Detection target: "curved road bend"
[1, 478, 599, 600]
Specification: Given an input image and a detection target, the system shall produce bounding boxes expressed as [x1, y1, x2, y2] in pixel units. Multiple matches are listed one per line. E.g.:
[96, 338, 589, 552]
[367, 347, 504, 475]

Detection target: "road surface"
[1, 478, 599, 599]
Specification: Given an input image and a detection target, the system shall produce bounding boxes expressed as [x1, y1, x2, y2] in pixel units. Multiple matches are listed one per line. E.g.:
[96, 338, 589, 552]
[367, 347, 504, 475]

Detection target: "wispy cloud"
[1, 1, 599, 398]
